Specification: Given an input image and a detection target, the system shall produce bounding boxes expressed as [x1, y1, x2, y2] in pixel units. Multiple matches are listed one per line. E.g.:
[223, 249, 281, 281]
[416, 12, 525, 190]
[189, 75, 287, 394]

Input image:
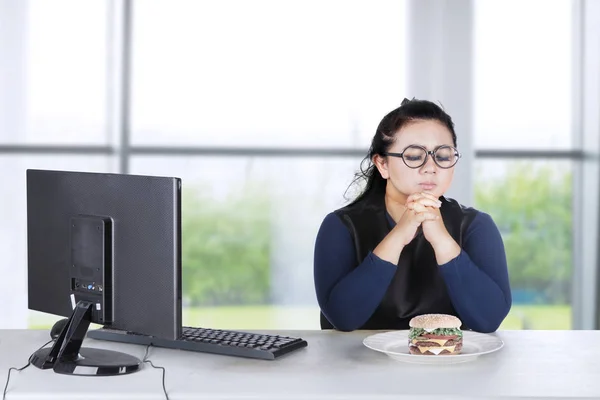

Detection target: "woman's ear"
[373, 154, 390, 179]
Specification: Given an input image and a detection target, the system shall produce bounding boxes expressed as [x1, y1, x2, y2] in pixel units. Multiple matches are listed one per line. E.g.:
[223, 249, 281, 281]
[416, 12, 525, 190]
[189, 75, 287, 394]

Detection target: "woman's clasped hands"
[395, 192, 450, 247]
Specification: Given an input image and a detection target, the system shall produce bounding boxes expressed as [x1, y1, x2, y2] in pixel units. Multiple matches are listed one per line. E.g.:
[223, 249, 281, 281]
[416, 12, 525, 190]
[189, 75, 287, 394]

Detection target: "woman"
[313, 98, 511, 333]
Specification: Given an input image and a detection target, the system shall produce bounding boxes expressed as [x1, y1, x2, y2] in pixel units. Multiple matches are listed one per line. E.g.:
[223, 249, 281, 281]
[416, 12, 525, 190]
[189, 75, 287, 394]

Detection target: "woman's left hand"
[406, 193, 461, 264]
[406, 193, 449, 246]
[411, 205, 449, 247]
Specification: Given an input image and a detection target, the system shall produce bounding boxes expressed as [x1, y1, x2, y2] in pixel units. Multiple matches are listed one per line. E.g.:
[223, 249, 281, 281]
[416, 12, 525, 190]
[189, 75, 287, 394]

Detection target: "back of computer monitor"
[27, 169, 182, 340]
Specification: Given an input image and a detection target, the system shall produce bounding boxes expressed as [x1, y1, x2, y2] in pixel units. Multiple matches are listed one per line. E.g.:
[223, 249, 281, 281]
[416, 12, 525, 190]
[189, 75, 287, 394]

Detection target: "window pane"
[131, 0, 406, 148]
[0, 0, 108, 145]
[473, 0, 572, 149]
[131, 155, 362, 329]
[0, 156, 114, 328]
[474, 159, 572, 329]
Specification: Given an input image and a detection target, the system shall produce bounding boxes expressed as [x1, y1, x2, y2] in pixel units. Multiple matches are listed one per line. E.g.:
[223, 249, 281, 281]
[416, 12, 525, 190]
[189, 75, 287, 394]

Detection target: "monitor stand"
[30, 301, 142, 376]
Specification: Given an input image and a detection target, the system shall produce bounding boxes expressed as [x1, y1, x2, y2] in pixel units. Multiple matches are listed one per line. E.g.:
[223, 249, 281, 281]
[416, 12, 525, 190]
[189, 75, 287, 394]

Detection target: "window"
[3, 0, 592, 332]
[131, 155, 362, 329]
[475, 159, 573, 330]
[0, 0, 109, 145]
[473, 0, 575, 329]
[131, 0, 406, 148]
[129, 0, 407, 329]
[0, 0, 112, 328]
[473, 0, 572, 150]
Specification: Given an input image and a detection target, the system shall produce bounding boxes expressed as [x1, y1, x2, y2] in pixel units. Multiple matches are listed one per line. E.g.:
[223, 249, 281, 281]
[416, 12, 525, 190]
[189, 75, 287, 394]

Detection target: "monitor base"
[29, 301, 142, 376]
[31, 347, 141, 376]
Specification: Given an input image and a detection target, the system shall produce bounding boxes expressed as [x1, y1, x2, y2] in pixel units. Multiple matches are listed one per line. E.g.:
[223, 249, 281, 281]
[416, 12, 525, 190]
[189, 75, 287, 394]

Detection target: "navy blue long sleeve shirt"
[313, 210, 512, 333]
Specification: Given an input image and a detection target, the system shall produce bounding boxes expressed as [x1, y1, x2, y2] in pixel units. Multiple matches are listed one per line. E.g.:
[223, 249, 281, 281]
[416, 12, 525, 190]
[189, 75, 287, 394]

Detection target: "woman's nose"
[420, 154, 437, 173]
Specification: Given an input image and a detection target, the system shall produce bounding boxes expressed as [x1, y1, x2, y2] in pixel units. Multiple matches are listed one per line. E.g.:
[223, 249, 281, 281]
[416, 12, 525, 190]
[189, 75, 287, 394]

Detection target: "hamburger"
[408, 314, 463, 355]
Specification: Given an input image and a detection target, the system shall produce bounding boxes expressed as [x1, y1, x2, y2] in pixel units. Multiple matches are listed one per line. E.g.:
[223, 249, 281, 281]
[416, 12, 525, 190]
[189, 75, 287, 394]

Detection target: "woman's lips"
[419, 183, 437, 191]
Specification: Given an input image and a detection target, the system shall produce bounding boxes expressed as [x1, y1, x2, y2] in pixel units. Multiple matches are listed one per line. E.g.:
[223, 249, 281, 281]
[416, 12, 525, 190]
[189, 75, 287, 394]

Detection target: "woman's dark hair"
[345, 98, 457, 205]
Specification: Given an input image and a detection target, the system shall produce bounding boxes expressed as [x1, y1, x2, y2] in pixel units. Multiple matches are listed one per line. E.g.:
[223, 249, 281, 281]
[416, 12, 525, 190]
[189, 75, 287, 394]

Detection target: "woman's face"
[375, 119, 457, 200]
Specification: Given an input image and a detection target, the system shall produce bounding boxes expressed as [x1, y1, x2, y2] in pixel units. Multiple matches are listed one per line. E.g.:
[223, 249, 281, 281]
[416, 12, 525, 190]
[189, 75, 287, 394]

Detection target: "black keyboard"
[87, 327, 308, 360]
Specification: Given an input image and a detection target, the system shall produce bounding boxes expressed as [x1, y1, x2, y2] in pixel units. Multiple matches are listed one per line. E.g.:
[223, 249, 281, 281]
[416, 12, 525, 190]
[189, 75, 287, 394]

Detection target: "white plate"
[363, 330, 504, 364]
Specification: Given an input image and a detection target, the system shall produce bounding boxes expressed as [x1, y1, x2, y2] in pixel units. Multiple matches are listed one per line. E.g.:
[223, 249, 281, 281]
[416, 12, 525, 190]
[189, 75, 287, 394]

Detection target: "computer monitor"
[26, 169, 182, 376]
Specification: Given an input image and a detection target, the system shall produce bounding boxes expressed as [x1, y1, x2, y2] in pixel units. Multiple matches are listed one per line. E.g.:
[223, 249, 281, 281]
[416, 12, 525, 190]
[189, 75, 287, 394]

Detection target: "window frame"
[2, 0, 599, 329]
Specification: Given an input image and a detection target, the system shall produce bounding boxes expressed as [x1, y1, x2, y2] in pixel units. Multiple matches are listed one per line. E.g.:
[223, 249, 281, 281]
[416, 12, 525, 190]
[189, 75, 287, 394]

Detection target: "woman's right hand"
[394, 193, 441, 245]
[373, 192, 441, 263]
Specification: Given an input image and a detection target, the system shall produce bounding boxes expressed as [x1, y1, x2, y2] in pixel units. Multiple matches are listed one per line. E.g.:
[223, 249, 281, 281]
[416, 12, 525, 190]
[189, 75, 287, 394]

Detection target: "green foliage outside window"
[475, 163, 572, 304]
[181, 183, 272, 306]
[179, 162, 572, 308]
[30, 162, 573, 330]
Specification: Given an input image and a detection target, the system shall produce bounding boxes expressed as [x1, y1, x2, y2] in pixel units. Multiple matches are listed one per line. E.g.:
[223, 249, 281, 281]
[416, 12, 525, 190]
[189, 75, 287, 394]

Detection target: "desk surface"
[1, 329, 598, 399]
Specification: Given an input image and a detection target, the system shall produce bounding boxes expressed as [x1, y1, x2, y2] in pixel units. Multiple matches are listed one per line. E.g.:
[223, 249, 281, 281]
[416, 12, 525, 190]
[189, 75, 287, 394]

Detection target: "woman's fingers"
[420, 191, 441, 202]
[407, 202, 428, 213]
[406, 193, 441, 212]
[406, 192, 441, 205]
[407, 198, 441, 209]
[406, 193, 423, 203]
[413, 211, 439, 222]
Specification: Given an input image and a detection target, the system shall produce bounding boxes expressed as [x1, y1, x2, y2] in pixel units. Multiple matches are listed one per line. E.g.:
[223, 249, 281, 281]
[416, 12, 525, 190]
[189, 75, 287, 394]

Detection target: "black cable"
[143, 344, 169, 400]
[3, 339, 53, 400]
[4, 341, 169, 400]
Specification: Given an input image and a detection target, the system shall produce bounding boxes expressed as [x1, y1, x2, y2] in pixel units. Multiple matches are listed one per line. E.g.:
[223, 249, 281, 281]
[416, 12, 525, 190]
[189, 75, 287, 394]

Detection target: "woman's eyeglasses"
[385, 145, 461, 169]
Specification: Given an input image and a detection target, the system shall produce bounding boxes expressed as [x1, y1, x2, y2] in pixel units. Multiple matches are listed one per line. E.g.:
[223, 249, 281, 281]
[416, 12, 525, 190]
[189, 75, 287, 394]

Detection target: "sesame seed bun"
[409, 313, 462, 329]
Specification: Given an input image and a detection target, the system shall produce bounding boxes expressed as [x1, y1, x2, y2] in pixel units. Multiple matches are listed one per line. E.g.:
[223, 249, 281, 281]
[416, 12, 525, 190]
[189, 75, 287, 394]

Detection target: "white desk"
[1, 329, 599, 399]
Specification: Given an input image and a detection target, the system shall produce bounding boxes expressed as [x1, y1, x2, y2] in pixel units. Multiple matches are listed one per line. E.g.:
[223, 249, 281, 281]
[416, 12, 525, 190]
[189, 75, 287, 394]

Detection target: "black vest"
[320, 193, 478, 330]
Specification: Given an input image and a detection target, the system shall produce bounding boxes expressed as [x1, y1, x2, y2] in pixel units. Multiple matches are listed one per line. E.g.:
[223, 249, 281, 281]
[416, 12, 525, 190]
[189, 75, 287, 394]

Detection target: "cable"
[4, 341, 169, 400]
[3, 339, 53, 400]
[3, 363, 30, 400]
[143, 344, 169, 400]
